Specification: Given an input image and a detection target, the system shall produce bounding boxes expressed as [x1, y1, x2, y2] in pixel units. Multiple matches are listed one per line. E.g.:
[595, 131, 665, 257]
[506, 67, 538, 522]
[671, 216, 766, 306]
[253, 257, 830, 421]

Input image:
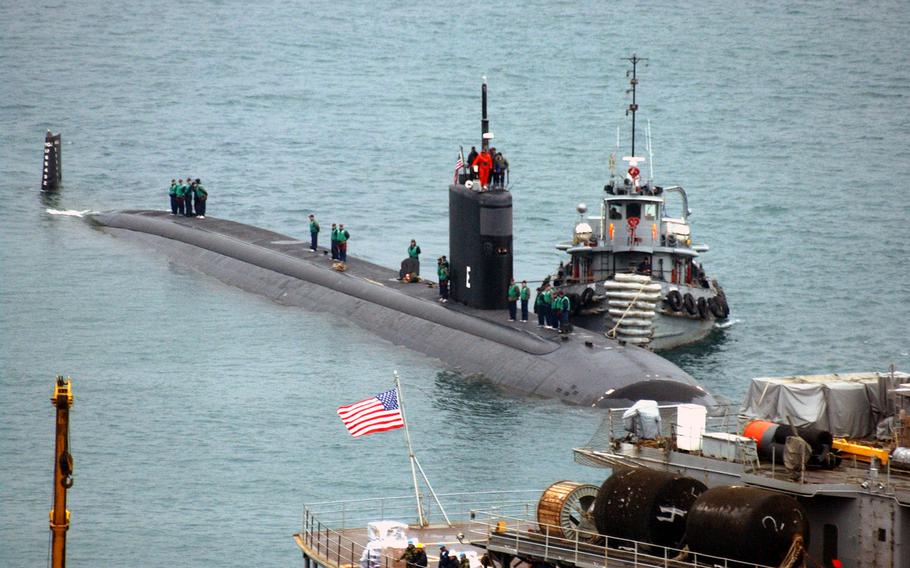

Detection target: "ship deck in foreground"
[294, 491, 780, 568]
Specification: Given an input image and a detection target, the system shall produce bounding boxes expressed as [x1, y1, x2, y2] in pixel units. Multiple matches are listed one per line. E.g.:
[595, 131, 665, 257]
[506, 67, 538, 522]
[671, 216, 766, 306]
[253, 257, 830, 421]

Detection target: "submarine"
[84, 83, 716, 409]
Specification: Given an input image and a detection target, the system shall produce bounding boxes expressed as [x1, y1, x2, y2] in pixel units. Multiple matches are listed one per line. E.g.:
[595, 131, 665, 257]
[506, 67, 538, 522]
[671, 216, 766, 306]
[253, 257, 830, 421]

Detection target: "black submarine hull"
[90, 210, 715, 408]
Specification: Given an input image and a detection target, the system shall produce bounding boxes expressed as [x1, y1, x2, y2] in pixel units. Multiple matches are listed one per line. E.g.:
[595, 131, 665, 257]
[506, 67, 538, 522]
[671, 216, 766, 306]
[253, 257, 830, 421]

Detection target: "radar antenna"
[624, 54, 648, 157]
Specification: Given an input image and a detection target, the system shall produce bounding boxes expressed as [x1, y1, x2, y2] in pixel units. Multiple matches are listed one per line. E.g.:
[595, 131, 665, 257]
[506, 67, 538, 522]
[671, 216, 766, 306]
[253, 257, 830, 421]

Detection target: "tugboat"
[544, 55, 729, 351]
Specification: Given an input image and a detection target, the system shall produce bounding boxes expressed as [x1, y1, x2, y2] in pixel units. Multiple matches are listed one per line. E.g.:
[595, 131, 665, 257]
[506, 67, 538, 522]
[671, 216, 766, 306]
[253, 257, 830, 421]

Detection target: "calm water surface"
[2, 1, 909, 566]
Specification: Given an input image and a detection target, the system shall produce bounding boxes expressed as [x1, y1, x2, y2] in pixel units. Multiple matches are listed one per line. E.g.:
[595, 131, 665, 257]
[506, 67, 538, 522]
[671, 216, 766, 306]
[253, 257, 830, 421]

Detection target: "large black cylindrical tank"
[686, 486, 809, 566]
[593, 469, 706, 549]
[448, 183, 512, 309]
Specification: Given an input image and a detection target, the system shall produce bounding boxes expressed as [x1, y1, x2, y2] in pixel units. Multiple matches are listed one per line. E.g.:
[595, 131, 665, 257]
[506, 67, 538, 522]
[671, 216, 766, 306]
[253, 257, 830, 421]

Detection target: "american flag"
[454, 156, 464, 183]
[337, 388, 405, 438]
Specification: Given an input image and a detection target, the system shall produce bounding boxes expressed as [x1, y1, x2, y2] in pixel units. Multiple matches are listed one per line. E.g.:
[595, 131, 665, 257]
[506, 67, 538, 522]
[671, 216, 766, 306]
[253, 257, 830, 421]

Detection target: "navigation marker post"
[394, 371, 451, 527]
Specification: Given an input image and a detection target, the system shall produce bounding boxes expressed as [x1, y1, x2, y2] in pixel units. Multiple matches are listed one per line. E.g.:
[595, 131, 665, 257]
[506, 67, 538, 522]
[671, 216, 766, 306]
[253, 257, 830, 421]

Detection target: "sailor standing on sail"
[471, 147, 493, 190]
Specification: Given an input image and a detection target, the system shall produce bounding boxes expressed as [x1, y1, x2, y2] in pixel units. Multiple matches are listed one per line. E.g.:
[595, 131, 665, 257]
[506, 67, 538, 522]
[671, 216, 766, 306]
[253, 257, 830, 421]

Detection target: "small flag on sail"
[337, 388, 405, 438]
[453, 156, 464, 183]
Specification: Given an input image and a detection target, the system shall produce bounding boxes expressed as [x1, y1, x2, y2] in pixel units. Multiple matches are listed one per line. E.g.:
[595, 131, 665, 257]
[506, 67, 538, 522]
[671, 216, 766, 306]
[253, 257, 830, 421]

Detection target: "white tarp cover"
[366, 520, 409, 547]
[741, 372, 910, 438]
[622, 399, 661, 439]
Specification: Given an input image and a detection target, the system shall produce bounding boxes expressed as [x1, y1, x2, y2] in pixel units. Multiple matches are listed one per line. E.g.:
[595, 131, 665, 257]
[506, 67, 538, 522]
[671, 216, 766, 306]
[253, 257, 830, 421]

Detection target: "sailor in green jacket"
[437, 257, 449, 303]
[183, 175, 195, 217]
[168, 179, 178, 215]
[174, 178, 186, 215]
[193, 178, 208, 218]
[549, 288, 561, 328]
[408, 239, 421, 275]
[519, 280, 530, 322]
[556, 290, 571, 330]
[337, 224, 350, 262]
[330, 224, 339, 260]
[535, 285, 549, 327]
[308, 214, 320, 251]
[507, 278, 520, 321]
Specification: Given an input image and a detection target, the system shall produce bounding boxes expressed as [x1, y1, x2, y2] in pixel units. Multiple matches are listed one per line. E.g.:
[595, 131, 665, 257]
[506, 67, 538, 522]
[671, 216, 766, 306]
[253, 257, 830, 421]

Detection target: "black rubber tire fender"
[665, 290, 683, 311]
[697, 296, 709, 319]
[580, 287, 595, 308]
[568, 292, 582, 315]
[683, 293, 697, 315]
[708, 297, 725, 318]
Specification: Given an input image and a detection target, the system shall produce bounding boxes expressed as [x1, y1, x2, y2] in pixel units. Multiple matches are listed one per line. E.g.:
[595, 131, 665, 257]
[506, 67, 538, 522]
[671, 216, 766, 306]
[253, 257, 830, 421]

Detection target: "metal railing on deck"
[581, 404, 739, 453]
[469, 507, 778, 568]
[301, 491, 540, 568]
[299, 491, 780, 568]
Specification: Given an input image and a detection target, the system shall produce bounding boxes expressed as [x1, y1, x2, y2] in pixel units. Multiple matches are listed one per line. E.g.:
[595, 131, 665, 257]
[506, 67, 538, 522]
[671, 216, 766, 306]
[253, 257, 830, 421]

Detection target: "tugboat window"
[609, 204, 622, 219]
[626, 203, 641, 219]
[644, 203, 657, 220]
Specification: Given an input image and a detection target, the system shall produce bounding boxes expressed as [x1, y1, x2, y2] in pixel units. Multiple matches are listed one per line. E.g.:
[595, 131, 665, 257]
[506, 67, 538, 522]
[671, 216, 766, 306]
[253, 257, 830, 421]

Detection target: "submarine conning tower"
[448, 79, 513, 309]
[42, 130, 62, 191]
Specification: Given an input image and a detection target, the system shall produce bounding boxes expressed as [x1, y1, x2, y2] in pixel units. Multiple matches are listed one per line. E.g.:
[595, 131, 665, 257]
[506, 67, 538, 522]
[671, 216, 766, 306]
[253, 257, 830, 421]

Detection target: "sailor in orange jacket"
[471, 148, 493, 189]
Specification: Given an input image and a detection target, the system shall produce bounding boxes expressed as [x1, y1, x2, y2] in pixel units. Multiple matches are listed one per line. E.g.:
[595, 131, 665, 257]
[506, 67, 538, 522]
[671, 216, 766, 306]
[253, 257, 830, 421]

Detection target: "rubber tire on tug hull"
[665, 290, 683, 311]
[717, 294, 730, 318]
[682, 293, 697, 316]
[569, 292, 581, 315]
[685, 486, 809, 567]
[708, 296, 725, 318]
[580, 287, 595, 308]
[696, 296, 709, 319]
[593, 469, 706, 550]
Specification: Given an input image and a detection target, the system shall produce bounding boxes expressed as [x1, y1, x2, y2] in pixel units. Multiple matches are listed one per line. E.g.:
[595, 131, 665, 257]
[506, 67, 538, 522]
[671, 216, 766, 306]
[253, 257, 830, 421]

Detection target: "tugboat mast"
[624, 54, 647, 157]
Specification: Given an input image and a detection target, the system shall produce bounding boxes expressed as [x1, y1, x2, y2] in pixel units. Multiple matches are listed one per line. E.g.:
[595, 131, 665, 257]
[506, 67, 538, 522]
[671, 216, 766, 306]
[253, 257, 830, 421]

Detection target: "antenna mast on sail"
[624, 54, 648, 157]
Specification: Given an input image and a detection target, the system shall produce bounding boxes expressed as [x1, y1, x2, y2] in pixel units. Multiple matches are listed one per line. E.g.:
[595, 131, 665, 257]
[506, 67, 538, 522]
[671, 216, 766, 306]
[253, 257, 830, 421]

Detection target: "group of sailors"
[168, 178, 208, 218]
[534, 283, 571, 331]
[397, 544, 471, 568]
[465, 145, 509, 190]
[308, 214, 351, 262]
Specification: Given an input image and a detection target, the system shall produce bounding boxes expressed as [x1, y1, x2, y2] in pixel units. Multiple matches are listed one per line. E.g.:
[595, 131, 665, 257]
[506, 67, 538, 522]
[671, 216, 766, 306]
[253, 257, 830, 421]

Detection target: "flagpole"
[412, 455, 452, 526]
[394, 371, 427, 527]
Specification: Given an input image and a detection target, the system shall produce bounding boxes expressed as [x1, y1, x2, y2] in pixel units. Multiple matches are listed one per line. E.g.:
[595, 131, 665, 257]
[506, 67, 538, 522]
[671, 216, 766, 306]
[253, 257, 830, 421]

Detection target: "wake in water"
[46, 208, 96, 218]
[714, 318, 739, 330]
